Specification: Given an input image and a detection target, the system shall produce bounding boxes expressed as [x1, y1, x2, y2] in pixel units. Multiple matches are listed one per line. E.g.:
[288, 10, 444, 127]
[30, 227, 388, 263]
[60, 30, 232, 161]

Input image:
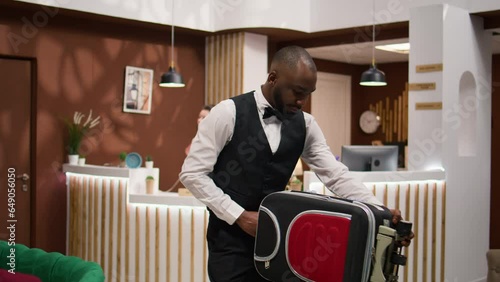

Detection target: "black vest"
[210, 92, 306, 211]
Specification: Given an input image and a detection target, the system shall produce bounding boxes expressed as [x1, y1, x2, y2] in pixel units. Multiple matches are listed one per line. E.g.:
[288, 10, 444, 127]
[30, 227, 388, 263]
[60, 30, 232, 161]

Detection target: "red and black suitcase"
[253, 191, 408, 282]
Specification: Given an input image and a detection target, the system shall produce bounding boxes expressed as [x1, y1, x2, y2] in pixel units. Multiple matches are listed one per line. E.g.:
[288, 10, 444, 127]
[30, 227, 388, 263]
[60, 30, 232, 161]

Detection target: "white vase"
[145, 161, 154, 169]
[68, 154, 79, 165]
[78, 158, 86, 165]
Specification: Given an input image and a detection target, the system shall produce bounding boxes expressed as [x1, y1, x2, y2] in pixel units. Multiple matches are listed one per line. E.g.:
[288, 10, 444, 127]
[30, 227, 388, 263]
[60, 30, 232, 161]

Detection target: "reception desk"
[305, 170, 446, 282]
[64, 165, 445, 282]
[64, 164, 209, 282]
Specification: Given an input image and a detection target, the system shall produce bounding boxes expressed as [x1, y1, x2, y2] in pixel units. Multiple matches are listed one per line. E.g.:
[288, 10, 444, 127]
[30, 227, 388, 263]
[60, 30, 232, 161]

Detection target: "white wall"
[16, 0, 500, 33]
[409, 4, 491, 281]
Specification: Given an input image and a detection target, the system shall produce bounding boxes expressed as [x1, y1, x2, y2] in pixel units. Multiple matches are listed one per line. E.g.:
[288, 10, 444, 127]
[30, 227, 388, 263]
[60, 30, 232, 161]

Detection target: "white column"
[409, 4, 491, 281]
[242, 32, 268, 93]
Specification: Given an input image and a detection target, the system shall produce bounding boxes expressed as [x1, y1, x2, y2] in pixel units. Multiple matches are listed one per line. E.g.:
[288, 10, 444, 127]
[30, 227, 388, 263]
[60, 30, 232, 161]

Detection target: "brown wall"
[314, 58, 409, 145]
[0, 3, 206, 253]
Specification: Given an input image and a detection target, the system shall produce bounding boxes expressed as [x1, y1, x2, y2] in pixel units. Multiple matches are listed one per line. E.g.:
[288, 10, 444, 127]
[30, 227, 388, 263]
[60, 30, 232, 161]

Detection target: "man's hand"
[235, 210, 259, 237]
[390, 209, 415, 247]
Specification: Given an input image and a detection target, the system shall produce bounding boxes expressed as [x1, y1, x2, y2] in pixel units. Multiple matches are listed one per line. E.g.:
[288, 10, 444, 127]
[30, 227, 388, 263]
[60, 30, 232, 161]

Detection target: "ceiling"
[306, 28, 500, 65]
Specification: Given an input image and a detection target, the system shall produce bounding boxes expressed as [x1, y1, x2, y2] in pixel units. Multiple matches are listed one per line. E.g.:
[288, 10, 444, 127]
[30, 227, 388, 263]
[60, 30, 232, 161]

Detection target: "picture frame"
[123, 66, 154, 114]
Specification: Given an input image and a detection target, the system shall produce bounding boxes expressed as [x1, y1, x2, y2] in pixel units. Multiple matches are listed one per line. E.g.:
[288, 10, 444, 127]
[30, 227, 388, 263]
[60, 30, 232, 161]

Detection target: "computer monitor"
[340, 145, 399, 171]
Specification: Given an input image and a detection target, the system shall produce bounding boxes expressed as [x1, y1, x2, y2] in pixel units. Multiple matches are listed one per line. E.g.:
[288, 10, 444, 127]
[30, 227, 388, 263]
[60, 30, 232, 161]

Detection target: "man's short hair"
[271, 46, 317, 72]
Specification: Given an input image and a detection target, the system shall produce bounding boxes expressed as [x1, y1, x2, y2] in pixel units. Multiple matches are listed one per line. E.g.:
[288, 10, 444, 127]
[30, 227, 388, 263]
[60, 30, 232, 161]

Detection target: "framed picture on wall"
[123, 66, 154, 114]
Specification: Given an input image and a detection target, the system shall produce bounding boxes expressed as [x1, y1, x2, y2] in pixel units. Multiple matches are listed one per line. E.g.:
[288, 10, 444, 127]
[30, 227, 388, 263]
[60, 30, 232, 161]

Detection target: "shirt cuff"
[222, 200, 245, 225]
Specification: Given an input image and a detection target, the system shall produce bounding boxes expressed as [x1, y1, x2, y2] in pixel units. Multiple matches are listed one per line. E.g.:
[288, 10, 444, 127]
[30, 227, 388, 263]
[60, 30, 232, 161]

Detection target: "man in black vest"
[180, 46, 412, 281]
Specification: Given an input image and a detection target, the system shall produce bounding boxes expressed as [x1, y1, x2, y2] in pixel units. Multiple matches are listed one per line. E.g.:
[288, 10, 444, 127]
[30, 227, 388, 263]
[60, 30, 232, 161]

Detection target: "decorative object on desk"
[68, 154, 78, 165]
[178, 187, 193, 197]
[118, 151, 127, 167]
[288, 159, 303, 191]
[145, 175, 155, 194]
[123, 66, 154, 114]
[125, 152, 142, 168]
[78, 154, 86, 166]
[145, 155, 154, 169]
[62, 110, 100, 164]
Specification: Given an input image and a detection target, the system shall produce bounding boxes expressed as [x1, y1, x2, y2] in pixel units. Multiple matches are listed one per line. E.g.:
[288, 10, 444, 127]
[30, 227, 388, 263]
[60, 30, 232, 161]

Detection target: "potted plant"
[145, 175, 155, 194]
[78, 153, 86, 165]
[62, 110, 100, 165]
[145, 155, 154, 169]
[119, 152, 127, 167]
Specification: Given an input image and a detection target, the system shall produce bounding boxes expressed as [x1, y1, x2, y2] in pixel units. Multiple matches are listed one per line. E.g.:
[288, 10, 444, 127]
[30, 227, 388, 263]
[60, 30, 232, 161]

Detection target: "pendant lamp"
[360, 0, 387, 87]
[160, 0, 185, 88]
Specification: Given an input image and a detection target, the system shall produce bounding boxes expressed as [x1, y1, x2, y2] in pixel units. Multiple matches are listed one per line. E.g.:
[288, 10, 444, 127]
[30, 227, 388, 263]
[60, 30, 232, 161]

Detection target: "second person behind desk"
[185, 105, 212, 156]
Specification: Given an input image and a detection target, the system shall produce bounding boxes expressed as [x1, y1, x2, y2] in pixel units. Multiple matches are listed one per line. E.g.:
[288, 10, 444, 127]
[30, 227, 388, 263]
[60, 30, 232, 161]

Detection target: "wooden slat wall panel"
[314, 179, 445, 282]
[368, 180, 446, 282]
[206, 32, 244, 105]
[67, 173, 210, 282]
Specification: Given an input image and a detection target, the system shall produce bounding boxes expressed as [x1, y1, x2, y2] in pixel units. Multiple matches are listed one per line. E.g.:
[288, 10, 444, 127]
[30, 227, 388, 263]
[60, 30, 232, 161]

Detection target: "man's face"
[270, 60, 316, 115]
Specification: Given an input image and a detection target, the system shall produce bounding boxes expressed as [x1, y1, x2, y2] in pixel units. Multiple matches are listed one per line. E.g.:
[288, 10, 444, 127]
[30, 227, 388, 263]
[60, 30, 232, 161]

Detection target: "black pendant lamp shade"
[360, 64, 387, 86]
[159, 0, 185, 88]
[360, 0, 387, 87]
[160, 66, 185, 88]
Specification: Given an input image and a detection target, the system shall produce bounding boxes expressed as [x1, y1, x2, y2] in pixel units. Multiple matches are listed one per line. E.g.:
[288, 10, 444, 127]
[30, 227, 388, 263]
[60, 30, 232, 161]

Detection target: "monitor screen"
[340, 145, 399, 171]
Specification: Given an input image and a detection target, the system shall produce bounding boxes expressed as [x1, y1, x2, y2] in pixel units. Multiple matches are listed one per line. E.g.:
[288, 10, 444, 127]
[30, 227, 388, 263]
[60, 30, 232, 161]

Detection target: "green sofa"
[0, 241, 104, 282]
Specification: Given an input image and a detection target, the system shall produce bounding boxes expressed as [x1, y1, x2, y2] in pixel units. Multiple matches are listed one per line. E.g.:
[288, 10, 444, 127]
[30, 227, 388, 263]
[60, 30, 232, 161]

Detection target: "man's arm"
[179, 101, 245, 225]
[301, 113, 414, 245]
[300, 113, 382, 205]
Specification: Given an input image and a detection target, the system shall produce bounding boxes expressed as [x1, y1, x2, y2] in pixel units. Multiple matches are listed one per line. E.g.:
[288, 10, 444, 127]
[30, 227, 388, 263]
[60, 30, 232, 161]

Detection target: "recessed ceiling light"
[375, 43, 410, 54]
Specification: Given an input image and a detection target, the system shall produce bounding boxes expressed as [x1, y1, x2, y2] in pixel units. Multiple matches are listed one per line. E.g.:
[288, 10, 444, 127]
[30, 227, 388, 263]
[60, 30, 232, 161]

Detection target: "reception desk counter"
[64, 165, 445, 282]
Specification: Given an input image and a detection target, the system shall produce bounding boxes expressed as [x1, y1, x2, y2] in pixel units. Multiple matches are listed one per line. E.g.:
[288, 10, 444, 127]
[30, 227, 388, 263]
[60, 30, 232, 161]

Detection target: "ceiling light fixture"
[375, 42, 410, 54]
[159, 0, 185, 88]
[360, 0, 387, 87]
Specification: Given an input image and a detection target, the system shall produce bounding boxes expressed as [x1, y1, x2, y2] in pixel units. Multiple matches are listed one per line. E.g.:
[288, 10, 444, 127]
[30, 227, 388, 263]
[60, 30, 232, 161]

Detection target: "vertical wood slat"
[125, 196, 130, 281]
[166, 208, 171, 282]
[136, 206, 140, 282]
[423, 184, 428, 282]
[178, 210, 183, 282]
[413, 184, 420, 282]
[206, 32, 244, 105]
[93, 178, 99, 264]
[117, 181, 124, 282]
[101, 181, 107, 272]
[89, 178, 94, 262]
[77, 177, 83, 258]
[441, 183, 446, 282]
[190, 210, 195, 282]
[432, 183, 437, 282]
[203, 210, 208, 282]
[146, 207, 151, 282]
[156, 208, 160, 282]
[404, 183, 410, 282]
[68, 176, 75, 256]
[108, 181, 114, 282]
[82, 177, 88, 261]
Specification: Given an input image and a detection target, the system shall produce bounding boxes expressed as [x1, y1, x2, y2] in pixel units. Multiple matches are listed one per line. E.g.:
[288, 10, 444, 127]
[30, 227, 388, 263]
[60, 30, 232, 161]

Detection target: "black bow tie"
[263, 107, 284, 121]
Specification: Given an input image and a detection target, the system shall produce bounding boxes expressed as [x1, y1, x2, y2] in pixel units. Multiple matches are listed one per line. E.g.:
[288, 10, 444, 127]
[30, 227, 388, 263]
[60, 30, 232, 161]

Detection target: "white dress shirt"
[180, 89, 382, 225]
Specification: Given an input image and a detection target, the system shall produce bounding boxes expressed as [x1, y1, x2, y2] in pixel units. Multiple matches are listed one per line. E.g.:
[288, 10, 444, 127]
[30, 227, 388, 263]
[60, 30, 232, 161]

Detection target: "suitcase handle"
[254, 206, 281, 262]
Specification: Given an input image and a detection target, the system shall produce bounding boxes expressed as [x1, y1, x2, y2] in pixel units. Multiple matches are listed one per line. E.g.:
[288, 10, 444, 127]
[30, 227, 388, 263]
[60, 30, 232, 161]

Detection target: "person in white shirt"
[180, 46, 413, 282]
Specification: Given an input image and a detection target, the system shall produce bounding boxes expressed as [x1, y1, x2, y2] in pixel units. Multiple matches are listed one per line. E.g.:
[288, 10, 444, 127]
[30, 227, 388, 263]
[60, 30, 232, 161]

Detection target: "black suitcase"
[254, 191, 409, 282]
